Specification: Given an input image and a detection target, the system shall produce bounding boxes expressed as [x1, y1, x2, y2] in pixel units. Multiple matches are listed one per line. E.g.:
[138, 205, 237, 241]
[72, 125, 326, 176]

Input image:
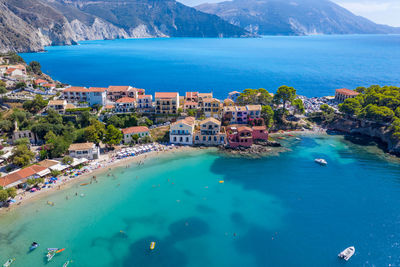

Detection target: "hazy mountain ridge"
[0, 0, 249, 53]
[195, 0, 400, 35]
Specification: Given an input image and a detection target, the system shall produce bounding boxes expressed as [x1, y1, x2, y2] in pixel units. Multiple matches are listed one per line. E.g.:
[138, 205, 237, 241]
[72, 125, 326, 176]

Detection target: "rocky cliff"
[328, 118, 400, 156]
[196, 0, 400, 35]
[0, 0, 249, 53]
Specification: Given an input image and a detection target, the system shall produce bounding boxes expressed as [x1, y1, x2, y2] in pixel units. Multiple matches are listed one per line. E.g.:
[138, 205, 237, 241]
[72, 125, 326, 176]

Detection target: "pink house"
[252, 126, 269, 141]
[226, 126, 253, 148]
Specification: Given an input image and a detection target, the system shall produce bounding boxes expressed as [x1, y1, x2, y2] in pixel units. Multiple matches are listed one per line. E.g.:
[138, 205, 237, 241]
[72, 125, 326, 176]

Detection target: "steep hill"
[0, 0, 249, 53]
[196, 0, 400, 35]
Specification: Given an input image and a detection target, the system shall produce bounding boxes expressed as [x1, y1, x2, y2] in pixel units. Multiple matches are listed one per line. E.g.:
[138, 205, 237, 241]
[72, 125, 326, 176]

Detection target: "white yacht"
[338, 246, 355, 261]
[314, 158, 327, 165]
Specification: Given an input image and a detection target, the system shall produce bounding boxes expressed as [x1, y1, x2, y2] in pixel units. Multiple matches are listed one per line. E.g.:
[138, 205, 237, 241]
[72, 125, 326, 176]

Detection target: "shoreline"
[0, 145, 200, 215]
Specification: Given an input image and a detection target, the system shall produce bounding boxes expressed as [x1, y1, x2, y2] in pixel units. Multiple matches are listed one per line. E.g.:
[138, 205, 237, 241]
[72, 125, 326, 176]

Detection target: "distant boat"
[338, 246, 355, 261]
[3, 258, 15, 267]
[150, 241, 156, 250]
[29, 242, 39, 251]
[314, 158, 327, 165]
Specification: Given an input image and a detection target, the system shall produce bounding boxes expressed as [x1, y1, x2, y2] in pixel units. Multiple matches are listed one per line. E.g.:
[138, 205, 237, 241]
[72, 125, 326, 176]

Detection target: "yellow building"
[194, 118, 226, 146]
[202, 98, 222, 119]
[155, 92, 179, 114]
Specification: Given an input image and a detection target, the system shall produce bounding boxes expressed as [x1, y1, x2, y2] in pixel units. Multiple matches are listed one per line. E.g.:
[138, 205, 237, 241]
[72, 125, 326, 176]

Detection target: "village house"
[115, 97, 136, 113]
[155, 92, 179, 115]
[121, 126, 150, 144]
[104, 104, 115, 113]
[228, 91, 241, 102]
[184, 101, 198, 111]
[226, 126, 253, 148]
[223, 105, 261, 124]
[11, 121, 37, 145]
[185, 92, 199, 102]
[198, 92, 213, 108]
[194, 118, 226, 146]
[0, 64, 26, 78]
[136, 95, 153, 113]
[202, 98, 222, 119]
[0, 165, 49, 189]
[47, 99, 67, 113]
[252, 126, 269, 141]
[107, 86, 141, 101]
[68, 142, 100, 160]
[63, 87, 107, 106]
[223, 98, 235, 107]
[246, 105, 262, 120]
[42, 83, 56, 90]
[34, 79, 48, 86]
[170, 117, 195, 145]
[335, 88, 360, 102]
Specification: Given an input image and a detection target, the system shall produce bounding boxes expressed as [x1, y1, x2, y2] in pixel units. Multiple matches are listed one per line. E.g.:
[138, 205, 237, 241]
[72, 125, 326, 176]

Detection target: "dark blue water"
[20, 35, 400, 98]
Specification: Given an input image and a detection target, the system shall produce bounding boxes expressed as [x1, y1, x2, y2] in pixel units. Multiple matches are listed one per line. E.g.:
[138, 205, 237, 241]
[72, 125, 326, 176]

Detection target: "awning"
[70, 158, 88, 167]
[50, 164, 69, 171]
[37, 169, 50, 177]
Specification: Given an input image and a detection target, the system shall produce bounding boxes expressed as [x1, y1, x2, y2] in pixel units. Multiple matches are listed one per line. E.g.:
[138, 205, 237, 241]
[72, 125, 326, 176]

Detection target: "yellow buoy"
[150, 241, 156, 250]
[219, 180, 224, 184]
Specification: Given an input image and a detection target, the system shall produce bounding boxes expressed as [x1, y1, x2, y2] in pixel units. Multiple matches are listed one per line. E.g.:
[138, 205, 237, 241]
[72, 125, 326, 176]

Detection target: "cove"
[0, 135, 400, 266]
[20, 35, 400, 98]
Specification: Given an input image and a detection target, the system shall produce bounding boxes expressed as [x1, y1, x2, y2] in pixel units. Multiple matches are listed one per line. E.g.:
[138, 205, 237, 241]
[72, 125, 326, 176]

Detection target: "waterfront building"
[115, 97, 136, 113]
[228, 91, 241, 102]
[226, 126, 253, 148]
[136, 95, 153, 113]
[222, 105, 262, 124]
[68, 142, 100, 160]
[0, 165, 49, 189]
[202, 98, 222, 119]
[63, 87, 107, 106]
[335, 88, 359, 102]
[194, 118, 226, 146]
[155, 92, 179, 115]
[107, 86, 139, 101]
[121, 126, 150, 144]
[169, 117, 195, 145]
[185, 92, 199, 102]
[252, 126, 269, 141]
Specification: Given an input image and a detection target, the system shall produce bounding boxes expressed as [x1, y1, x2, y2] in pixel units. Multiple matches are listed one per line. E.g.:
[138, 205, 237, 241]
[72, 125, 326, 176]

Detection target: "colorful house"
[252, 126, 269, 141]
[121, 126, 150, 144]
[169, 117, 195, 145]
[194, 118, 226, 146]
[155, 92, 179, 115]
[136, 95, 153, 113]
[202, 98, 222, 119]
[226, 126, 253, 148]
[115, 97, 136, 113]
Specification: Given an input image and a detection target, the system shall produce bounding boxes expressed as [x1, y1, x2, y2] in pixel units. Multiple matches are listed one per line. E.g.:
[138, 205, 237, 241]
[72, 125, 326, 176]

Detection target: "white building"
[137, 95, 153, 113]
[68, 142, 100, 160]
[169, 117, 195, 145]
[121, 126, 150, 144]
[115, 97, 136, 113]
[63, 87, 107, 106]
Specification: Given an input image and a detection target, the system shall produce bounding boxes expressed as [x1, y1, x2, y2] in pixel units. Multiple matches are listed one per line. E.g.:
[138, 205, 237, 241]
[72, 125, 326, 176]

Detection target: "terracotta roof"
[155, 92, 178, 98]
[68, 142, 95, 151]
[173, 116, 195, 126]
[237, 126, 253, 132]
[116, 97, 136, 103]
[88, 87, 107, 92]
[137, 94, 152, 99]
[30, 165, 47, 172]
[186, 92, 198, 98]
[198, 93, 212, 98]
[0, 172, 23, 187]
[48, 100, 65, 106]
[246, 105, 261, 110]
[252, 126, 267, 131]
[35, 79, 47, 84]
[108, 86, 131, 92]
[65, 104, 76, 109]
[224, 98, 234, 103]
[43, 83, 56, 88]
[184, 101, 198, 106]
[336, 88, 359, 96]
[203, 98, 220, 103]
[5, 68, 16, 75]
[104, 104, 115, 109]
[229, 91, 240, 95]
[122, 126, 149, 134]
[63, 86, 87, 92]
[200, 117, 220, 125]
[37, 159, 59, 168]
[0, 165, 47, 187]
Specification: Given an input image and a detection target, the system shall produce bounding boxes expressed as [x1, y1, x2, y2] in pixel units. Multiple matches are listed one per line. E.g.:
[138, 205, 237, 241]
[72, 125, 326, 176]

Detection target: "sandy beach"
[0, 145, 201, 215]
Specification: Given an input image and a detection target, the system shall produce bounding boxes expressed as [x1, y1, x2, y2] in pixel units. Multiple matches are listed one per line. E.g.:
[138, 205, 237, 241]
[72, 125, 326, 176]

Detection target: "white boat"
[338, 246, 355, 261]
[314, 158, 327, 165]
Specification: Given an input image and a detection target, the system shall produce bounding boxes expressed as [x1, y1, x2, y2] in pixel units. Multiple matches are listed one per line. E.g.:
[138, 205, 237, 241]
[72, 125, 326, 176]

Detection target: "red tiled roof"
[237, 126, 253, 132]
[0, 165, 47, 187]
[184, 101, 198, 106]
[108, 86, 131, 92]
[186, 92, 198, 98]
[155, 92, 178, 98]
[105, 104, 115, 109]
[137, 95, 152, 99]
[88, 87, 107, 92]
[252, 126, 267, 131]
[116, 97, 136, 103]
[5, 68, 16, 75]
[43, 83, 56, 88]
[122, 126, 149, 134]
[336, 88, 359, 96]
[35, 79, 48, 84]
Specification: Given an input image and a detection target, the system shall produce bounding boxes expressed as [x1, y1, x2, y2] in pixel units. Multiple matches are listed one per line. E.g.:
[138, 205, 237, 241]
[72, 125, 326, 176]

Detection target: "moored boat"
[3, 258, 15, 267]
[150, 241, 156, 250]
[29, 242, 39, 251]
[338, 246, 355, 261]
[314, 158, 327, 165]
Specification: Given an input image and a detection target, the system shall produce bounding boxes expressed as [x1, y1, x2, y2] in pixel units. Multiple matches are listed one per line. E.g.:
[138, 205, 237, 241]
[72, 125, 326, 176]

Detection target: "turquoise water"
[20, 35, 400, 98]
[0, 135, 400, 266]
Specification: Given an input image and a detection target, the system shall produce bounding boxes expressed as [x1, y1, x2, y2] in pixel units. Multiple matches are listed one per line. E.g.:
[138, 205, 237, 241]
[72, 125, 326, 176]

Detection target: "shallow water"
[20, 35, 400, 98]
[0, 135, 399, 266]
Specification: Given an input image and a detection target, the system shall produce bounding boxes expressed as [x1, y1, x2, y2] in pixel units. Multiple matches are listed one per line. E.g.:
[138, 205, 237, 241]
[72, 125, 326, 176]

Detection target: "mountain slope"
[0, 0, 249, 53]
[196, 0, 400, 35]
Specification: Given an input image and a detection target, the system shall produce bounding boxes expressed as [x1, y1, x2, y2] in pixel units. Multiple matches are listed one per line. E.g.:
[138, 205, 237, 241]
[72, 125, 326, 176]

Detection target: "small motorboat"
[314, 158, 327, 166]
[56, 248, 65, 253]
[150, 241, 156, 250]
[29, 242, 39, 251]
[47, 251, 56, 262]
[63, 260, 71, 267]
[338, 246, 355, 261]
[3, 258, 15, 267]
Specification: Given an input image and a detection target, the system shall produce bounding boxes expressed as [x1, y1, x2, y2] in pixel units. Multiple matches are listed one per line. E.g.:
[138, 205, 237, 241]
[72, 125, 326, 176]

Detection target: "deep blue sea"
[0, 135, 400, 267]
[20, 35, 400, 98]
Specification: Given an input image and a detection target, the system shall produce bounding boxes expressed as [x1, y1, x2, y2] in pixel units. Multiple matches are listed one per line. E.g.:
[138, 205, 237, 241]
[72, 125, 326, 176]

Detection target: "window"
[186, 137, 189, 142]
[173, 137, 177, 141]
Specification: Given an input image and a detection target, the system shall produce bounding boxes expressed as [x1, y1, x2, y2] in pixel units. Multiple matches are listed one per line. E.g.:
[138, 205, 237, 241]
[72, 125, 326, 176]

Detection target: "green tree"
[0, 120, 13, 132]
[79, 111, 92, 128]
[0, 190, 8, 202]
[11, 144, 35, 167]
[261, 105, 274, 127]
[187, 109, 197, 117]
[237, 88, 273, 105]
[339, 98, 362, 116]
[106, 115, 124, 128]
[362, 104, 394, 123]
[14, 138, 30, 146]
[84, 120, 105, 144]
[131, 134, 140, 144]
[0, 86, 7, 94]
[292, 99, 305, 115]
[273, 85, 296, 111]
[29, 61, 42, 75]
[23, 95, 48, 113]
[0, 80, 6, 88]
[6, 187, 16, 199]
[15, 82, 26, 89]
[62, 156, 73, 165]
[104, 125, 123, 147]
